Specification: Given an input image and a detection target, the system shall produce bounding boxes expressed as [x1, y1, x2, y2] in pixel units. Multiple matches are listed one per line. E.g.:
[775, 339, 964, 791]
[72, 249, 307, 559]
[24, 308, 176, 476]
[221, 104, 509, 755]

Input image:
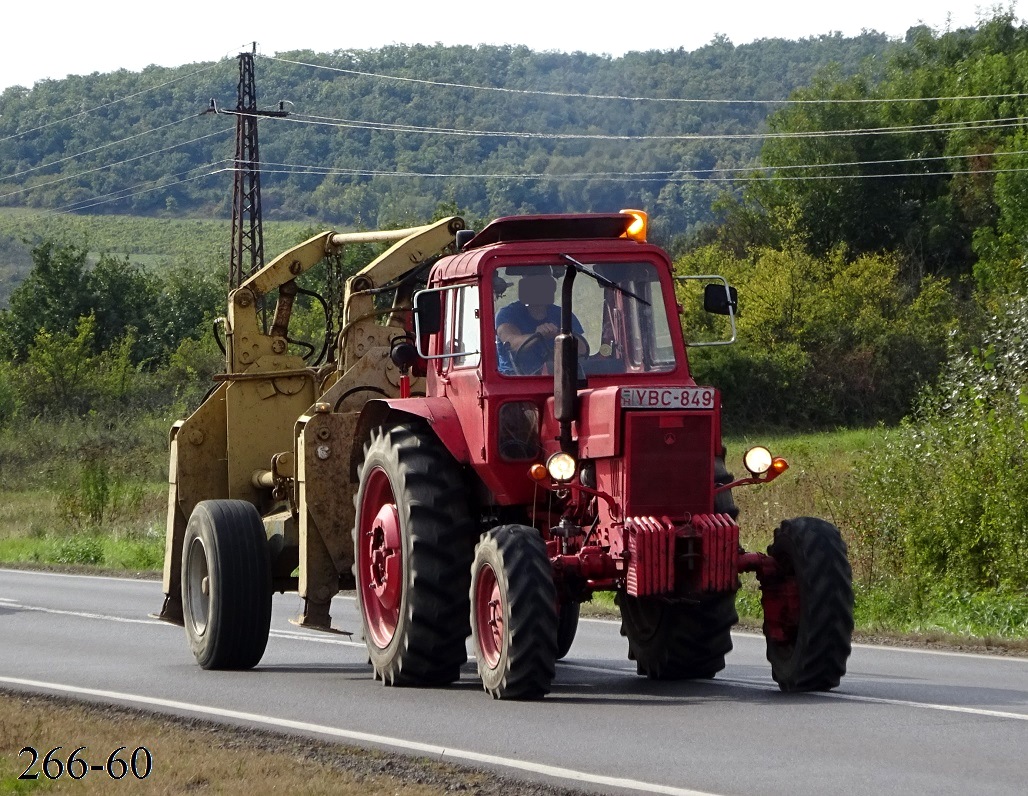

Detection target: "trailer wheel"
[618, 592, 738, 679]
[354, 424, 474, 686]
[556, 599, 580, 660]
[763, 517, 854, 692]
[181, 500, 272, 670]
[471, 525, 558, 699]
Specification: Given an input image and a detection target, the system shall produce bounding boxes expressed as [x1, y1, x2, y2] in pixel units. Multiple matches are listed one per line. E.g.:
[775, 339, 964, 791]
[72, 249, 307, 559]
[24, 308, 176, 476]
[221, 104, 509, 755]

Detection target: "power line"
[264, 54, 1028, 106]
[32, 149, 1028, 219]
[256, 147, 1028, 179]
[0, 127, 234, 203]
[0, 63, 225, 144]
[23, 139, 1028, 214]
[48, 162, 232, 215]
[11, 50, 1028, 216]
[277, 110, 1028, 142]
[233, 162, 1028, 184]
[0, 115, 214, 182]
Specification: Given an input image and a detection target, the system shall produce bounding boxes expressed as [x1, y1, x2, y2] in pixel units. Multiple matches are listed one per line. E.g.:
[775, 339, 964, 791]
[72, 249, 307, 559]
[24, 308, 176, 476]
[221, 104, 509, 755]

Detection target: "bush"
[858, 298, 1028, 597]
[51, 535, 106, 566]
[678, 242, 956, 429]
[0, 361, 19, 425]
[56, 453, 146, 530]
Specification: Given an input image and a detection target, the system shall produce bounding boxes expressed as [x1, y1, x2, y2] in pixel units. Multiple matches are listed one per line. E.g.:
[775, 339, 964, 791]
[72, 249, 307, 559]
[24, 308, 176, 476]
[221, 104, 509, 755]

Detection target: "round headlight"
[546, 452, 577, 482]
[743, 446, 773, 475]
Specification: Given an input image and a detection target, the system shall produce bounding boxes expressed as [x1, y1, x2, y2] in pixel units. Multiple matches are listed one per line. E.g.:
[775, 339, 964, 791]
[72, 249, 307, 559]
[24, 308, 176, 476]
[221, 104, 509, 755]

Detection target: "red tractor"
[160, 210, 854, 699]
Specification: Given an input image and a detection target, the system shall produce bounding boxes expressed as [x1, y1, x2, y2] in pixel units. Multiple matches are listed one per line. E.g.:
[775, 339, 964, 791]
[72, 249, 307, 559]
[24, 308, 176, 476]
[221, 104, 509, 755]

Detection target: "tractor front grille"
[623, 411, 714, 519]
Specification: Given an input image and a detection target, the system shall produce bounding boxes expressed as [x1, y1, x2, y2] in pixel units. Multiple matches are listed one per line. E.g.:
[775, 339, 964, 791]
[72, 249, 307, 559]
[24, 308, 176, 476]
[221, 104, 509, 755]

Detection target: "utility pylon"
[227, 43, 288, 291]
[203, 44, 288, 329]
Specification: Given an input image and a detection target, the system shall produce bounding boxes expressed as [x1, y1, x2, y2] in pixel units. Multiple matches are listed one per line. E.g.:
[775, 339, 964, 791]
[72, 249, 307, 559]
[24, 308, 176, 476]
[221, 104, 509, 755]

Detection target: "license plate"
[620, 387, 715, 410]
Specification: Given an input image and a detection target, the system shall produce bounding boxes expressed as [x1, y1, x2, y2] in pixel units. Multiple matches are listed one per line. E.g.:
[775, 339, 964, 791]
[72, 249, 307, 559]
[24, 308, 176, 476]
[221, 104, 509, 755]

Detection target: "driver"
[495, 272, 585, 375]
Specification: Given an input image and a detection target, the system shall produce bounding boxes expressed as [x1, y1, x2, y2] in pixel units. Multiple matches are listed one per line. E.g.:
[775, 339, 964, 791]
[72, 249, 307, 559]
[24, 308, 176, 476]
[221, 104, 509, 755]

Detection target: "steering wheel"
[511, 332, 553, 375]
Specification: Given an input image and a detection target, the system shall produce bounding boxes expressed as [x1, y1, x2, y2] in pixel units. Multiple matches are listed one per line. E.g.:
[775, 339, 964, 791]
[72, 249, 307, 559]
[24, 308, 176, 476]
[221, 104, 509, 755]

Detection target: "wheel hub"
[368, 504, 401, 605]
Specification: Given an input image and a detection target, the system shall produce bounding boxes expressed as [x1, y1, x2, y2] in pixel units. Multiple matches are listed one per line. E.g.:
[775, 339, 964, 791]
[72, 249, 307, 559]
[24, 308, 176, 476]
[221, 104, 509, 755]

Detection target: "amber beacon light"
[620, 209, 648, 242]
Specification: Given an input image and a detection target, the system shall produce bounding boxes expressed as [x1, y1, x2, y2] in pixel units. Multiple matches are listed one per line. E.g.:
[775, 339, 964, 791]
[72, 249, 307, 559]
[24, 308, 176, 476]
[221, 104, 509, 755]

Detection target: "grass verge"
[0, 689, 578, 796]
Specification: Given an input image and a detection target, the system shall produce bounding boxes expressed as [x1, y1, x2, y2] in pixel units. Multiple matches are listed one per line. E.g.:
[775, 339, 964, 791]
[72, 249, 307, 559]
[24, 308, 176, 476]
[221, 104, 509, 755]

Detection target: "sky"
[1, 1, 1016, 92]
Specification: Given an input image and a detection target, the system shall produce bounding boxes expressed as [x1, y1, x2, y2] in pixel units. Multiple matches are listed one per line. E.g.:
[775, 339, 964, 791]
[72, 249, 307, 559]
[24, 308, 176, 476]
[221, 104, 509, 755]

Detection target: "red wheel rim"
[357, 467, 402, 648]
[475, 563, 503, 668]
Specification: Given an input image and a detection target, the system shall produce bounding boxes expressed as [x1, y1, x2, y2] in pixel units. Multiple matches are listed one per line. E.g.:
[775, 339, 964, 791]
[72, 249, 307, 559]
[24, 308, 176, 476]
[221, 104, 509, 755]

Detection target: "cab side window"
[444, 285, 481, 369]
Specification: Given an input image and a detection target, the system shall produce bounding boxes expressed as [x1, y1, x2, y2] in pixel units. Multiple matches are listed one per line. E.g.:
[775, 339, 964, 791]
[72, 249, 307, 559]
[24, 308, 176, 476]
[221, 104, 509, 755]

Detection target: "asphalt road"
[1, 568, 1025, 795]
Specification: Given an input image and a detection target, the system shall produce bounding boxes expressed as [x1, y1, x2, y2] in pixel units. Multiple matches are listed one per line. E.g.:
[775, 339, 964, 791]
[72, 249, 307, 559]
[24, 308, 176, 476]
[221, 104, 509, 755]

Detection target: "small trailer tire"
[181, 499, 272, 670]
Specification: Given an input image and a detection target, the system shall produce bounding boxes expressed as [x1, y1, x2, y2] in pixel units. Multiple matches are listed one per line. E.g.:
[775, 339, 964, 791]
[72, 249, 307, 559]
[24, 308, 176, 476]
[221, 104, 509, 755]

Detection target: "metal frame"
[412, 284, 483, 361]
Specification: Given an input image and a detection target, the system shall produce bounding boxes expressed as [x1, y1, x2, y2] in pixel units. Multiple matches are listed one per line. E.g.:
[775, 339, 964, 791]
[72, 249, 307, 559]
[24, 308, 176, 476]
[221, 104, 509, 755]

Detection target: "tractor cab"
[413, 212, 718, 507]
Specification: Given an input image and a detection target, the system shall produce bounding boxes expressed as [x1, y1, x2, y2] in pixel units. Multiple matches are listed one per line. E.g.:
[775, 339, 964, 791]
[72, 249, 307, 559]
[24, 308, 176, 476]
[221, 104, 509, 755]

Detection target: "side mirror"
[413, 291, 442, 335]
[703, 283, 738, 316]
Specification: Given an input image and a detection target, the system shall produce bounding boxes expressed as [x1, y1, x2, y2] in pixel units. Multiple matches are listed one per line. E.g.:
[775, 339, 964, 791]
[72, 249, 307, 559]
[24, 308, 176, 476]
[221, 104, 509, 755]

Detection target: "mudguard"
[351, 397, 473, 473]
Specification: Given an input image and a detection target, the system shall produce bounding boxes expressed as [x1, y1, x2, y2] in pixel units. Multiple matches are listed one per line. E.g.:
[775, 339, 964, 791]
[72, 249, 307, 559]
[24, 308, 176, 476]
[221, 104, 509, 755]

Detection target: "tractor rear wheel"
[618, 591, 738, 679]
[556, 599, 580, 660]
[354, 423, 475, 686]
[470, 525, 558, 699]
[763, 517, 854, 692]
[714, 454, 739, 520]
[181, 499, 272, 670]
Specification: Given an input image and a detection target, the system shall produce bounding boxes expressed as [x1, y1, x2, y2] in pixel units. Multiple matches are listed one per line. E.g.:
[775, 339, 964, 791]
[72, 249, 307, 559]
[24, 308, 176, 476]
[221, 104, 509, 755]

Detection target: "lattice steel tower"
[228, 44, 287, 290]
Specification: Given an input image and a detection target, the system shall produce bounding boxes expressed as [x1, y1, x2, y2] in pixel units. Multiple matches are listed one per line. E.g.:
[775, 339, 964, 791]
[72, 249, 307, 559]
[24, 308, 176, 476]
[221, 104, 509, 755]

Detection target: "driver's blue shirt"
[495, 302, 583, 375]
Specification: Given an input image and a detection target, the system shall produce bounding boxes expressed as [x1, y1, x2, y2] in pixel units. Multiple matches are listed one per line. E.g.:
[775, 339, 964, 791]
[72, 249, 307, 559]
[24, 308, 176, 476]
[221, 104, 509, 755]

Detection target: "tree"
[0, 240, 92, 360]
[88, 254, 159, 360]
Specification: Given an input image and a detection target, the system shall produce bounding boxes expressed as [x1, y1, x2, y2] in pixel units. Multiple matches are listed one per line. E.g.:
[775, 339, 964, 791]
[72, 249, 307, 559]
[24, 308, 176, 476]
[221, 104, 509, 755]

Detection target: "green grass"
[0, 532, 164, 571]
[0, 419, 1024, 642]
[0, 413, 169, 572]
[725, 425, 880, 549]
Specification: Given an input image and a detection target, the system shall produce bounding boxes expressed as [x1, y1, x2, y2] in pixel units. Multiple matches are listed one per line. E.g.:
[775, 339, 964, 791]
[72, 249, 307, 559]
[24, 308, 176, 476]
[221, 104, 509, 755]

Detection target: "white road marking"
[704, 677, 1028, 722]
[269, 628, 365, 649]
[0, 567, 153, 583]
[729, 628, 1028, 663]
[5, 571, 1025, 723]
[559, 663, 1028, 721]
[0, 601, 164, 626]
[0, 676, 722, 796]
[7, 571, 1027, 663]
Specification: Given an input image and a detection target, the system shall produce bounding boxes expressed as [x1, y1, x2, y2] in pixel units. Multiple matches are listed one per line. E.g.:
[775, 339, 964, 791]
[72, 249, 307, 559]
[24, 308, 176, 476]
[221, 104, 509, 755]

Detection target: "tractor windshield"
[493, 263, 675, 376]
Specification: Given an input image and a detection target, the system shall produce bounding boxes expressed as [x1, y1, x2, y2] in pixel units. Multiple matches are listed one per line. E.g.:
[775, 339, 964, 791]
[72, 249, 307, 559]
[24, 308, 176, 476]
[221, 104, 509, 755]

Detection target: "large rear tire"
[470, 525, 558, 699]
[354, 423, 475, 686]
[763, 517, 854, 692]
[618, 591, 738, 679]
[714, 454, 739, 520]
[181, 499, 272, 670]
[556, 599, 580, 660]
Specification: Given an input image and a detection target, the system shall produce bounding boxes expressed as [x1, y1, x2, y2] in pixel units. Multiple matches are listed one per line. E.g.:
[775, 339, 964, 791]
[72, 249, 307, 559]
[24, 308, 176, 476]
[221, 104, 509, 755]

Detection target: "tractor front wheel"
[354, 423, 475, 686]
[618, 591, 738, 679]
[470, 525, 558, 699]
[762, 517, 854, 692]
[181, 500, 272, 670]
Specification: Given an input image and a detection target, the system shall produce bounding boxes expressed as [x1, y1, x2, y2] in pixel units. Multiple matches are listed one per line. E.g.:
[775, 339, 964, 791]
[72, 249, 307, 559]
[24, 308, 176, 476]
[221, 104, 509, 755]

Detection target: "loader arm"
[225, 216, 464, 375]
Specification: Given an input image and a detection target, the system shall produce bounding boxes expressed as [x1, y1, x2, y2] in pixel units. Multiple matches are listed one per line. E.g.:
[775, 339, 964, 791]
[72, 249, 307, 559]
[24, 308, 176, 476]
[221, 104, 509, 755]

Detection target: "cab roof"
[462, 213, 636, 250]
